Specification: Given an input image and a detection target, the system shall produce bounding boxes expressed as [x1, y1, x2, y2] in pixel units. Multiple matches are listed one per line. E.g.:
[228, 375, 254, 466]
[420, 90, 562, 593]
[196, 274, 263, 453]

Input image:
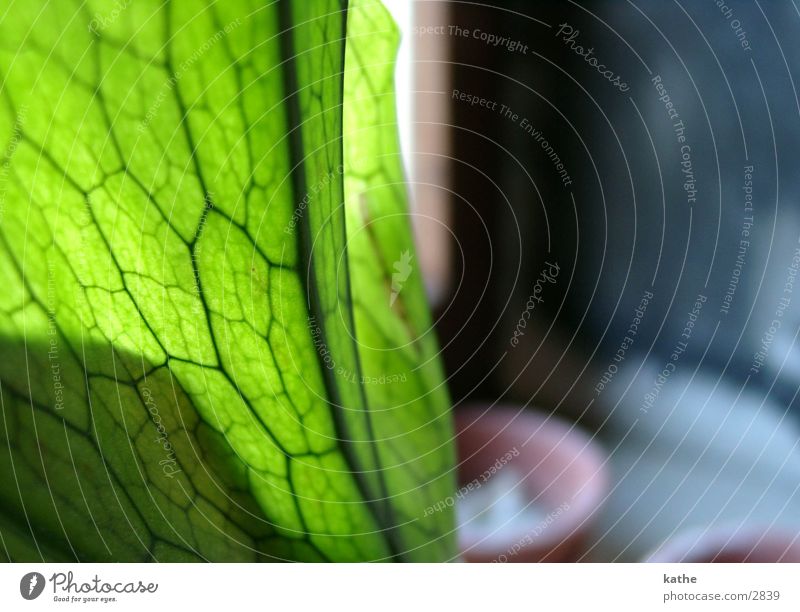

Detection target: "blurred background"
[386, 0, 800, 561]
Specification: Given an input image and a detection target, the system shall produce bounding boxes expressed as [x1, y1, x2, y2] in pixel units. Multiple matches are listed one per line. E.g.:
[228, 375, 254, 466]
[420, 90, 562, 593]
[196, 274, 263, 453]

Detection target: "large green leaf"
[0, 0, 455, 562]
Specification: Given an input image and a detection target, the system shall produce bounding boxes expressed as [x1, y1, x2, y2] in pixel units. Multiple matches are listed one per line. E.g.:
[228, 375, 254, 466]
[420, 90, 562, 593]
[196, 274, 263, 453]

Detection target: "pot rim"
[455, 404, 609, 560]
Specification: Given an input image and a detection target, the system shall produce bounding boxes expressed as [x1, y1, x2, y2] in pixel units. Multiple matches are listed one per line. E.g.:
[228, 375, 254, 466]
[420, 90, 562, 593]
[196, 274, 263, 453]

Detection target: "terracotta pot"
[455, 404, 608, 562]
[645, 525, 800, 562]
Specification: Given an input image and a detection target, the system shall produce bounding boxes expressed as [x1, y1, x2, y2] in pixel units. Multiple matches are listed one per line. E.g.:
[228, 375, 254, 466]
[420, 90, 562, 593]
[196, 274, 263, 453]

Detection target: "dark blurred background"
[411, 0, 800, 422]
[405, 0, 800, 559]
